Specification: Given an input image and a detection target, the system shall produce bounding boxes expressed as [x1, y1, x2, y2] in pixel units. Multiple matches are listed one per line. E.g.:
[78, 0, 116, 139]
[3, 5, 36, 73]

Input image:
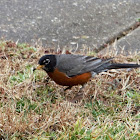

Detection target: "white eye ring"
[43, 59, 50, 65]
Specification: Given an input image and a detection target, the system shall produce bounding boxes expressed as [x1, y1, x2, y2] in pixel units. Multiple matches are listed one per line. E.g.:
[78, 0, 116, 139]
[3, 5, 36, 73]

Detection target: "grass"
[0, 40, 140, 140]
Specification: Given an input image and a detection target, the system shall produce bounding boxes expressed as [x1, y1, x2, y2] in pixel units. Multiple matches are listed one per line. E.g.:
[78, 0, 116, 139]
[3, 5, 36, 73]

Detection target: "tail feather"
[108, 63, 140, 70]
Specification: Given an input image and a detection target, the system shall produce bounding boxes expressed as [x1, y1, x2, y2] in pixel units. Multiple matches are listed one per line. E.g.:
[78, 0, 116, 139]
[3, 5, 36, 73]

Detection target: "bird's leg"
[69, 85, 85, 103]
[64, 86, 72, 91]
[59, 86, 72, 98]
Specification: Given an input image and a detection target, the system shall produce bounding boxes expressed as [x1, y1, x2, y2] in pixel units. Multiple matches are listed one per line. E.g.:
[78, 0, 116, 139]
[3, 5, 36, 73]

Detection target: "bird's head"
[34, 55, 57, 72]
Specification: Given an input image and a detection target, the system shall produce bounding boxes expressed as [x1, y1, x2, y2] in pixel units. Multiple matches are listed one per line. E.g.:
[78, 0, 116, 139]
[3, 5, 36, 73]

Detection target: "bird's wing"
[56, 54, 112, 77]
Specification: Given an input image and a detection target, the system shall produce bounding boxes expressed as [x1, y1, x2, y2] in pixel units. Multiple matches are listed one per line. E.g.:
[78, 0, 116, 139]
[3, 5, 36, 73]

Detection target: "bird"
[34, 54, 140, 90]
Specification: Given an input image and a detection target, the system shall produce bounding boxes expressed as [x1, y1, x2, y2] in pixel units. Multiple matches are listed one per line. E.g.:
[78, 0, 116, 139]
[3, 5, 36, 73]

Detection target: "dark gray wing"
[56, 54, 86, 77]
[56, 54, 113, 77]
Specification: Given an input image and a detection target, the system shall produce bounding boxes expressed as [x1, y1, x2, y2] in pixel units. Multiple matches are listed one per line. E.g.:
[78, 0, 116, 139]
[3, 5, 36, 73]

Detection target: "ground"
[0, 41, 140, 139]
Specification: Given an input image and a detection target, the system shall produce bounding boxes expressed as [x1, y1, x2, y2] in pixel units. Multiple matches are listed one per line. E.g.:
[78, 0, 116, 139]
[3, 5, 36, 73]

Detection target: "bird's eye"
[43, 59, 50, 65]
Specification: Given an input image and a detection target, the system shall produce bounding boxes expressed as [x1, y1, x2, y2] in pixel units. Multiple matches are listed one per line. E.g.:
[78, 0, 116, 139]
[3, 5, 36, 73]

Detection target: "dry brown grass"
[0, 41, 140, 140]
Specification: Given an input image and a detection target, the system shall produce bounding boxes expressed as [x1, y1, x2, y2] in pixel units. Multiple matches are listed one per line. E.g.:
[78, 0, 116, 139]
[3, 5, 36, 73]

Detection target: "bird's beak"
[33, 65, 45, 71]
[36, 65, 45, 70]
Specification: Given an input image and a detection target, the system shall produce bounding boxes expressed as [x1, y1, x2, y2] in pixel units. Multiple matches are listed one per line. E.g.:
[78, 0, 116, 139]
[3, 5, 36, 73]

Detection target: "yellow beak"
[36, 65, 45, 70]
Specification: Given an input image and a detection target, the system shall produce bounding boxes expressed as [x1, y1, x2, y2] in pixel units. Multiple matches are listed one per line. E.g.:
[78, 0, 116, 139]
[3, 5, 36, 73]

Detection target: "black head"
[37, 55, 57, 72]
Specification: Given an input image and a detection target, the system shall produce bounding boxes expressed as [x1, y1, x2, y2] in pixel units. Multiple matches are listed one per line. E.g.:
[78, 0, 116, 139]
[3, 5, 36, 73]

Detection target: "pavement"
[0, 0, 140, 54]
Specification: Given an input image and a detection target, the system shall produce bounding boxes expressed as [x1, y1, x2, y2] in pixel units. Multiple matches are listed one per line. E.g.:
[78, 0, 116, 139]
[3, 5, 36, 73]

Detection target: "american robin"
[34, 54, 140, 89]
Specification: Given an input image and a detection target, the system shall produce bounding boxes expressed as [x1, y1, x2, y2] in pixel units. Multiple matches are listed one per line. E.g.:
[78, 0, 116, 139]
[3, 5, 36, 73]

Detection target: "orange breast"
[47, 68, 91, 86]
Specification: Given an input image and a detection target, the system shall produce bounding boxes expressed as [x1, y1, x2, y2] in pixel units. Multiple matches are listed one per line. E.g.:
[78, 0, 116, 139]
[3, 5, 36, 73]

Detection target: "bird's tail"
[108, 63, 140, 70]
